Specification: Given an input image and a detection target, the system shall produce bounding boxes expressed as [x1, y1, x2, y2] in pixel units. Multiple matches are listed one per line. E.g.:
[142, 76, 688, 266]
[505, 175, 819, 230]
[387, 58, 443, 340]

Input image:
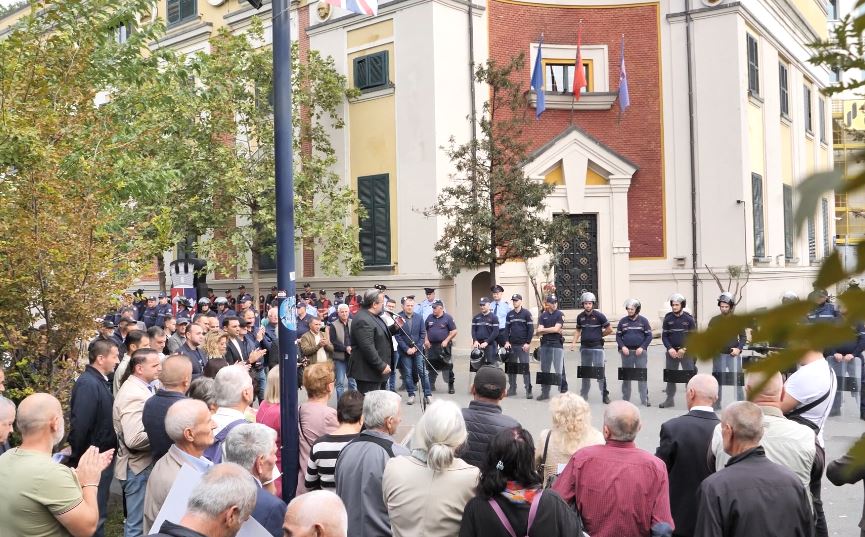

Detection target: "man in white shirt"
[781, 349, 837, 537]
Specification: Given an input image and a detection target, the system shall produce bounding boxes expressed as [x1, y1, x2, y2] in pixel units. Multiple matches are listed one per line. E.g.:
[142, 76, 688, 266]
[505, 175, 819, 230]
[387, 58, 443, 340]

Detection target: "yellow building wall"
[347, 24, 397, 267]
[544, 162, 565, 185]
[748, 101, 765, 175]
[780, 122, 793, 185]
[790, 0, 828, 40]
[0, 3, 30, 31]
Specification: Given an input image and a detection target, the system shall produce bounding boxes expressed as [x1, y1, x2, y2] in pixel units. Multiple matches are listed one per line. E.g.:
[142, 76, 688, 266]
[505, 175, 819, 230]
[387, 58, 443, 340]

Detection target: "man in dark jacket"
[349, 289, 400, 393]
[459, 366, 520, 469]
[827, 433, 865, 537]
[396, 296, 428, 405]
[655, 374, 719, 537]
[180, 322, 207, 379]
[142, 355, 192, 462]
[694, 401, 813, 537]
[68, 339, 121, 537]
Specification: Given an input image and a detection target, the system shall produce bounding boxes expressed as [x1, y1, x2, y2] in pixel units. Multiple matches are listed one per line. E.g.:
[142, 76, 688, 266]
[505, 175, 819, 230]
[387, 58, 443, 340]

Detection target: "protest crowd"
[0, 283, 862, 537]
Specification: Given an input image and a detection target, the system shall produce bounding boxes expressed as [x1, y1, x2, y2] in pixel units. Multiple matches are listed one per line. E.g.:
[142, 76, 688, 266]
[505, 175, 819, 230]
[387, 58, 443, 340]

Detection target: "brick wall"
[489, 1, 664, 258]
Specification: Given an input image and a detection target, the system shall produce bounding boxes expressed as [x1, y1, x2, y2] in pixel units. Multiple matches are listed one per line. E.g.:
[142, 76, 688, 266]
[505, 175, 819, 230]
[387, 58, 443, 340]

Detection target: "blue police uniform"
[141, 306, 159, 328]
[707, 313, 746, 405]
[537, 309, 565, 399]
[425, 312, 456, 391]
[616, 314, 653, 405]
[155, 303, 172, 328]
[504, 307, 534, 395]
[661, 310, 697, 404]
[827, 321, 865, 415]
[576, 309, 610, 401]
[471, 311, 500, 365]
[491, 298, 511, 345]
[175, 307, 192, 323]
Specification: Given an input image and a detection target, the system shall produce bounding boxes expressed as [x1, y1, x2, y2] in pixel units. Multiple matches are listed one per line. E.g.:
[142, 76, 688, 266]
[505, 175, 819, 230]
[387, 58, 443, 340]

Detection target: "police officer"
[155, 292, 172, 328]
[423, 300, 457, 394]
[707, 292, 745, 408]
[489, 285, 511, 347]
[194, 297, 217, 322]
[807, 289, 840, 323]
[659, 293, 697, 408]
[417, 288, 438, 324]
[570, 292, 612, 404]
[504, 293, 534, 399]
[141, 296, 159, 328]
[536, 295, 565, 401]
[616, 298, 652, 407]
[828, 299, 864, 417]
[215, 296, 235, 324]
[471, 297, 500, 366]
[88, 318, 118, 353]
[174, 296, 193, 323]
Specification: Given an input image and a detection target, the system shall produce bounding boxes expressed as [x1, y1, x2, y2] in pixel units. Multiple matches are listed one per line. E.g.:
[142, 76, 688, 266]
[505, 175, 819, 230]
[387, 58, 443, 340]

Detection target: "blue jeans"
[94, 456, 115, 537]
[403, 350, 431, 397]
[333, 359, 357, 400]
[121, 464, 152, 537]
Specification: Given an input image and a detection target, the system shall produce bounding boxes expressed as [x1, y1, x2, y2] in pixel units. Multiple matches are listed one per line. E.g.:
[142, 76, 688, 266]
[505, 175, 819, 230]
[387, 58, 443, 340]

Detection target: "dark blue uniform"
[175, 307, 192, 323]
[576, 310, 610, 400]
[425, 312, 457, 390]
[141, 306, 159, 328]
[504, 307, 534, 395]
[537, 309, 565, 399]
[827, 322, 865, 415]
[616, 314, 653, 405]
[155, 303, 172, 328]
[661, 311, 697, 403]
[471, 312, 500, 365]
[707, 313, 746, 404]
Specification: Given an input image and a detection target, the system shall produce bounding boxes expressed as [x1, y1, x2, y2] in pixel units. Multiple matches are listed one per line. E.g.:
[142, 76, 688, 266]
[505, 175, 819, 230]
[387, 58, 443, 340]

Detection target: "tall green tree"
[426, 55, 573, 284]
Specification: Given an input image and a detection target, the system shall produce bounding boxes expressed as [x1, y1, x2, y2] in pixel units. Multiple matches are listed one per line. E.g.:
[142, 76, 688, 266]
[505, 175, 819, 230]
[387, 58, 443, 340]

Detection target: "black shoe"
[526, 388, 533, 400]
[431, 383, 437, 392]
[659, 399, 675, 409]
[448, 384, 455, 395]
[829, 408, 841, 417]
[537, 393, 550, 401]
[507, 387, 517, 397]
[602, 394, 611, 404]
[643, 400, 652, 407]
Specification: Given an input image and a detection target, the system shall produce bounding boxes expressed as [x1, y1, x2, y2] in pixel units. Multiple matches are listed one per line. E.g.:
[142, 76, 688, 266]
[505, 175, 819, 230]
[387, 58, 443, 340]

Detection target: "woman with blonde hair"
[535, 392, 604, 485]
[297, 362, 338, 495]
[383, 400, 479, 537]
[202, 329, 230, 378]
[256, 366, 284, 496]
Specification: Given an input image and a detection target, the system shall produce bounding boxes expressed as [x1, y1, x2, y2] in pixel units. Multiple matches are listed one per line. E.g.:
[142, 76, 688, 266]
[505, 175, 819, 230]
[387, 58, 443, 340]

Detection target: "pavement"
[384, 346, 864, 537]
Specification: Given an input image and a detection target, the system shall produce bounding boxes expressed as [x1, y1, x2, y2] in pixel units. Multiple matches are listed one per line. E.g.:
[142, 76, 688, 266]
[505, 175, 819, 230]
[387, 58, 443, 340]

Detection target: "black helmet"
[500, 347, 515, 363]
[669, 293, 686, 309]
[717, 292, 735, 307]
[175, 296, 192, 308]
[470, 348, 485, 369]
[623, 298, 641, 315]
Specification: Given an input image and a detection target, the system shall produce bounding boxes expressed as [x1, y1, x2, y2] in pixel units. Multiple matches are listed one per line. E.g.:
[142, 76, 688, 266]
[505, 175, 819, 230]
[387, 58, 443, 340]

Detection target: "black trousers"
[810, 443, 827, 537]
[356, 379, 383, 394]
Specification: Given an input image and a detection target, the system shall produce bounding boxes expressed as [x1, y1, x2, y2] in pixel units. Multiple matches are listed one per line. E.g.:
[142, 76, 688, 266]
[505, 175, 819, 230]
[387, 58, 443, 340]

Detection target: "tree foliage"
[426, 55, 574, 283]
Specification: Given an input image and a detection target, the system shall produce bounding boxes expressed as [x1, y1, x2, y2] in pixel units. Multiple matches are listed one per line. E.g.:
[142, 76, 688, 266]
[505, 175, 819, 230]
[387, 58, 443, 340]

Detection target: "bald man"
[696, 402, 812, 537]
[143, 354, 193, 462]
[283, 490, 348, 537]
[655, 374, 719, 537]
[553, 401, 673, 537]
[710, 372, 817, 493]
[0, 393, 114, 537]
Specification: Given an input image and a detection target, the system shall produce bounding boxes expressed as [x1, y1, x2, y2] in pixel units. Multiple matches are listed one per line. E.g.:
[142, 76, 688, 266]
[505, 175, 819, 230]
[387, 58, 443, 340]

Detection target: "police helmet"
[198, 297, 211, 306]
[580, 292, 597, 306]
[781, 291, 799, 304]
[623, 298, 641, 314]
[849, 278, 861, 289]
[215, 297, 229, 306]
[500, 347, 515, 363]
[669, 293, 686, 308]
[470, 348, 485, 369]
[808, 289, 829, 302]
[175, 296, 192, 308]
[717, 292, 735, 307]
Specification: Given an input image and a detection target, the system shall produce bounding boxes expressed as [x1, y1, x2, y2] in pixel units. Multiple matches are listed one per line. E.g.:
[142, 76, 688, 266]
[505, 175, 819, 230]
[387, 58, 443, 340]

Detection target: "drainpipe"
[685, 0, 699, 320]
[468, 0, 478, 190]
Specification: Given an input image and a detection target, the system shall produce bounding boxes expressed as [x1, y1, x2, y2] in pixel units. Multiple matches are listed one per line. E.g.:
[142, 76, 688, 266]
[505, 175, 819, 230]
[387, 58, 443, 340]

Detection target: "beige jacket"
[113, 376, 153, 480]
[299, 330, 333, 363]
[382, 455, 479, 537]
[143, 445, 184, 533]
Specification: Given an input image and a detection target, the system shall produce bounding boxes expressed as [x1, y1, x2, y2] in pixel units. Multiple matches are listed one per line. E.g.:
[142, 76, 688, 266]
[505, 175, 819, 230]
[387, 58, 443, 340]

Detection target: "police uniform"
[425, 309, 457, 392]
[141, 299, 159, 328]
[155, 296, 172, 328]
[504, 298, 534, 397]
[537, 301, 565, 400]
[616, 313, 652, 405]
[175, 306, 192, 323]
[827, 321, 865, 416]
[417, 288, 440, 327]
[490, 285, 512, 346]
[576, 308, 610, 402]
[661, 309, 697, 405]
[707, 313, 746, 405]
[471, 304, 500, 366]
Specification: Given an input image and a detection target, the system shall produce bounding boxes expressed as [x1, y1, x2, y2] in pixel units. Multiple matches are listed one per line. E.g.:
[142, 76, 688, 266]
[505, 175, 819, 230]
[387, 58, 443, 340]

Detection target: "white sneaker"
[407, 395, 416, 405]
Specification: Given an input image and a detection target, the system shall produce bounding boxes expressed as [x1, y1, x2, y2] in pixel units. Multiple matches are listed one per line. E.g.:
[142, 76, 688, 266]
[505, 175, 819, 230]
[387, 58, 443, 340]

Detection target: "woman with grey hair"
[382, 400, 479, 537]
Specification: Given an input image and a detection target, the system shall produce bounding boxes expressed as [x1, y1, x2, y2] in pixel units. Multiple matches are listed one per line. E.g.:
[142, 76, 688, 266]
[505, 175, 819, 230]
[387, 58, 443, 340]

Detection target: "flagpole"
[570, 19, 582, 126]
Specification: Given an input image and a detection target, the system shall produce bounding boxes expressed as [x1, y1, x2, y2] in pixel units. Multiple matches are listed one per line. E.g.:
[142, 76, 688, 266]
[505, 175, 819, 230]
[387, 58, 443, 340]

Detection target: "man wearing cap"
[141, 297, 159, 329]
[504, 294, 534, 399]
[472, 298, 500, 367]
[265, 286, 279, 308]
[224, 289, 237, 310]
[424, 300, 458, 394]
[90, 318, 120, 354]
[318, 290, 332, 318]
[490, 285, 511, 348]
[460, 366, 520, 468]
[536, 295, 565, 401]
[301, 283, 314, 302]
[346, 288, 360, 316]
[155, 293, 172, 328]
[297, 302, 316, 339]
[417, 288, 439, 326]
[166, 317, 189, 355]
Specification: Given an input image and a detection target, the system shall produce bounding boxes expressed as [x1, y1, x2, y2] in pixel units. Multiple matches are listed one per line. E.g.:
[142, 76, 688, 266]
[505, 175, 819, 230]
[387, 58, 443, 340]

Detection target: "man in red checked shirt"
[552, 400, 674, 537]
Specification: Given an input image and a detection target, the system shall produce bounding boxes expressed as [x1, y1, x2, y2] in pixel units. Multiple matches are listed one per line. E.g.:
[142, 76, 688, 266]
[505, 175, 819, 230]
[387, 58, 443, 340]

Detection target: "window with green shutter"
[353, 51, 389, 92]
[783, 185, 794, 260]
[358, 174, 391, 267]
[752, 173, 765, 258]
[808, 216, 817, 262]
[167, 0, 197, 26]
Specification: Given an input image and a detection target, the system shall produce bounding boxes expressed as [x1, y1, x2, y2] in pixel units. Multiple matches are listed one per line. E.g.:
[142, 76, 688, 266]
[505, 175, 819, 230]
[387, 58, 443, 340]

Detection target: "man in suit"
[655, 373, 720, 537]
[113, 348, 162, 537]
[142, 355, 192, 463]
[827, 433, 865, 537]
[223, 315, 249, 365]
[349, 288, 402, 394]
[68, 339, 120, 537]
[224, 423, 287, 537]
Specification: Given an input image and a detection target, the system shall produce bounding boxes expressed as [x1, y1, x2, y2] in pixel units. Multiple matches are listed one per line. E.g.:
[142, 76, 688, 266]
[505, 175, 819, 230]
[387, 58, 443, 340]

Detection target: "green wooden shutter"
[354, 56, 369, 90]
[358, 174, 391, 266]
[353, 51, 388, 91]
[783, 185, 794, 259]
[751, 173, 765, 258]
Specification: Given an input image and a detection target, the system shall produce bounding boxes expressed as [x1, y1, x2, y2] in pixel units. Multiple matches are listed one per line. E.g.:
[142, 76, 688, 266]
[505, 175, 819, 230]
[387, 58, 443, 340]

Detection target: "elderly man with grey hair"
[206, 365, 254, 464]
[655, 373, 720, 537]
[335, 390, 409, 537]
[695, 401, 813, 537]
[553, 400, 673, 537]
[150, 462, 257, 537]
[143, 399, 215, 533]
[0, 395, 14, 456]
[283, 490, 348, 537]
[223, 423, 287, 537]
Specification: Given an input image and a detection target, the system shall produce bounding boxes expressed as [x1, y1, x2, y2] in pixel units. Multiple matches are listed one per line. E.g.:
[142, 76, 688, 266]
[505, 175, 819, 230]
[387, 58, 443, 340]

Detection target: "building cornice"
[149, 20, 213, 51]
[308, 0, 485, 35]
